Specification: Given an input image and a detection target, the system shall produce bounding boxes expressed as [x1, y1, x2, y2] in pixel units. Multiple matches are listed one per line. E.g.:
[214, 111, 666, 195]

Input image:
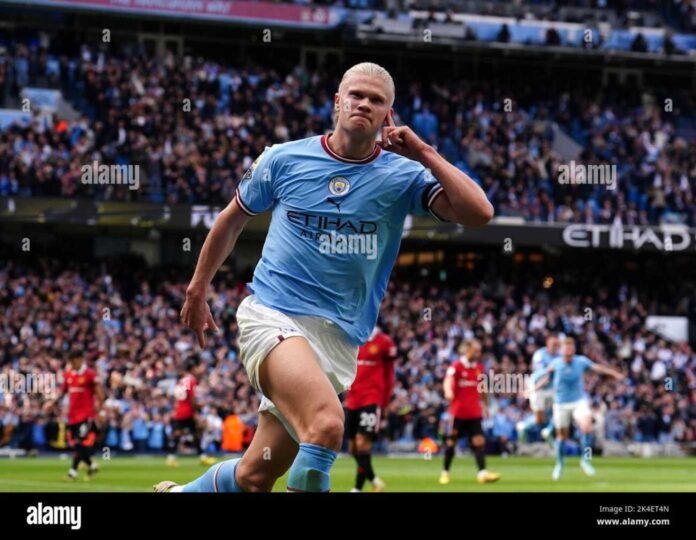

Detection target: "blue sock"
[581, 433, 593, 460]
[287, 443, 337, 492]
[181, 458, 243, 493]
[554, 439, 565, 467]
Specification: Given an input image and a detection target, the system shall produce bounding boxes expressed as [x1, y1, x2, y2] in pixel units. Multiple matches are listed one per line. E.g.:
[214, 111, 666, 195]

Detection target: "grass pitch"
[1, 455, 695, 492]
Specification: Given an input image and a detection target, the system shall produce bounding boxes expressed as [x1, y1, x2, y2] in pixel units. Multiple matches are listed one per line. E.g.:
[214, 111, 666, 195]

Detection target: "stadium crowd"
[1, 43, 695, 225]
[1, 254, 695, 455]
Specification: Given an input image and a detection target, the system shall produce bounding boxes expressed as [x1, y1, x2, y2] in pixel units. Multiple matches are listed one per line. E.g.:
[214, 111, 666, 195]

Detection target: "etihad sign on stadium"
[562, 224, 694, 252]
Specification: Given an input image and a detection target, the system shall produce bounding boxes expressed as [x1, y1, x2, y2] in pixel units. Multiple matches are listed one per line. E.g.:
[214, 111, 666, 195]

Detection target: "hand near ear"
[378, 110, 430, 162]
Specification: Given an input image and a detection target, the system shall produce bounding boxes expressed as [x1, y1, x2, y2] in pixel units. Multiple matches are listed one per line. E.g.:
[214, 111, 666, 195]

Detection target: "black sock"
[168, 433, 179, 455]
[193, 432, 203, 455]
[357, 452, 375, 482]
[354, 454, 367, 490]
[81, 446, 92, 467]
[71, 451, 80, 471]
[473, 445, 486, 471]
[443, 444, 455, 471]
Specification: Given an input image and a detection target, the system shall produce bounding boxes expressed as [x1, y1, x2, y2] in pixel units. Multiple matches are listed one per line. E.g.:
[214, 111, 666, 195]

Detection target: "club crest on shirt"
[328, 176, 351, 196]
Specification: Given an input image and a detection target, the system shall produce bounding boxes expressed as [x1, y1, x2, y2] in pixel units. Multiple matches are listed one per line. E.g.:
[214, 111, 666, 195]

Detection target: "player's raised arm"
[181, 198, 253, 347]
[379, 111, 493, 228]
[591, 362, 625, 380]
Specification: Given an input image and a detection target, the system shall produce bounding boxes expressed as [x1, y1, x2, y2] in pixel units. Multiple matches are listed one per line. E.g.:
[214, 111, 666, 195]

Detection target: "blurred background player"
[44, 350, 104, 481]
[344, 326, 396, 492]
[439, 339, 501, 485]
[166, 355, 216, 467]
[536, 337, 624, 481]
[518, 335, 560, 442]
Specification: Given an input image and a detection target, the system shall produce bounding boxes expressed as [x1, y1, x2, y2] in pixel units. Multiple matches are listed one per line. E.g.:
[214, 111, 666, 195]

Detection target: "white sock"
[170, 485, 183, 493]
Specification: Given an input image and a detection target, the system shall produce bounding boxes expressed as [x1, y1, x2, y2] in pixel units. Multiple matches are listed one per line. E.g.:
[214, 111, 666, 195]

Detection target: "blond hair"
[333, 62, 395, 125]
[338, 62, 395, 105]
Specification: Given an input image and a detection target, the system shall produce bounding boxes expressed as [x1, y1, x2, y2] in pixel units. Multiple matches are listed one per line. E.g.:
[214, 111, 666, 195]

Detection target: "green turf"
[0, 455, 695, 492]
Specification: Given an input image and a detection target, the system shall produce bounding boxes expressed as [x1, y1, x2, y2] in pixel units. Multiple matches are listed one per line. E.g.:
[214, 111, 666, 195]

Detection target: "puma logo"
[327, 197, 343, 212]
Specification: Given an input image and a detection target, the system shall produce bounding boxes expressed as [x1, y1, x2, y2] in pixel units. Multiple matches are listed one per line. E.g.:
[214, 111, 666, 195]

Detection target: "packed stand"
[1, 43, 694, 224]
[1, 255, 695, 455]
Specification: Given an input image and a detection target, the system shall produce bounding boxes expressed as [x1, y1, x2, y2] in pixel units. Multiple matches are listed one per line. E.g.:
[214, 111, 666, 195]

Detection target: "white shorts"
[553, 399, 592, 429]
[235, 294, 359, 442]
[530, 388, 554, 412]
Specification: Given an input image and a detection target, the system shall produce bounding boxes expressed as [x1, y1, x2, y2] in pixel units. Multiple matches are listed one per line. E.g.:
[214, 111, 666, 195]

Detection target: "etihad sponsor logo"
[286, 210, 377, 234]
[563, 224, 691, 251]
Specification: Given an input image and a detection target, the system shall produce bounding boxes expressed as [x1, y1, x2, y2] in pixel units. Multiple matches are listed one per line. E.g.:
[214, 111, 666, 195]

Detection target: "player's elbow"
[482, 201, 495, 223]
[462, 200, 494, 228]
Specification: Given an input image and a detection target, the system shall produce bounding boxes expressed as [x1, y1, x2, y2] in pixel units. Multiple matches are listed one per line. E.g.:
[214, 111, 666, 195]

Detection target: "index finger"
[386, 109, 396, 127]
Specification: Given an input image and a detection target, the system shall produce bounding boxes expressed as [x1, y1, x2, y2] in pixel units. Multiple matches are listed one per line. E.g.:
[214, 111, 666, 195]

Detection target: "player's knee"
[236, 460, 275, 492]
[472, 435, 485, 447]
[302, 410, 344, 450]
[242, 474, 275, 493]
[355, 436, 371, 453]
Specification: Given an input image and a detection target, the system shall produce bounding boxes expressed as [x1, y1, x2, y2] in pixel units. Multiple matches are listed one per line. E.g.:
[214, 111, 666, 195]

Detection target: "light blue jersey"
[530, 367, 549, 388]
[548, 355, 595, 404]
[236, 133, 446, 345]
[531, 347, 555, 390]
